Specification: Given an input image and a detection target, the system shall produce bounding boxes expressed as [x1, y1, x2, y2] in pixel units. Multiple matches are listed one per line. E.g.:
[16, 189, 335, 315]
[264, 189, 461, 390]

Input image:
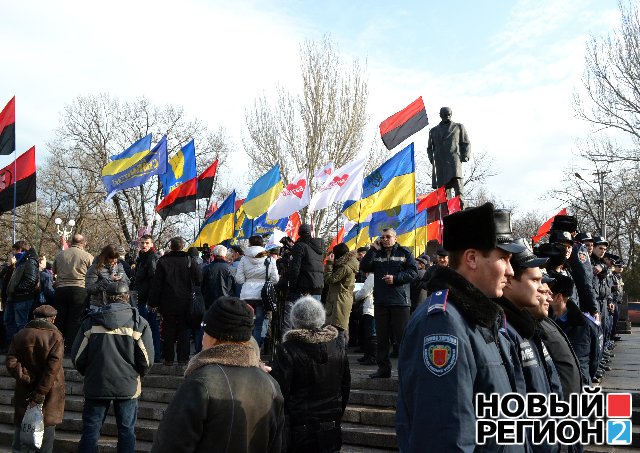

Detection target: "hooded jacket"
[324, 252, 359, 331]
[7, 248, 39, 302]
[6, 318, 65, 427]
[235, 246, 279, 301]
[288, 234, 325, 295]
[359, 243, 418, 307]
[71, 302, 153, 399]
[151, 342, 284, 453]
[396, 266, 527, 453]
[271, 325, 350, 451]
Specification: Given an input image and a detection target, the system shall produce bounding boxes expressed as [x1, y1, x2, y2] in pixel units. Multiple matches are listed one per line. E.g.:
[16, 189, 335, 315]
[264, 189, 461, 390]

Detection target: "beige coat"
[324, 252, 359, 331]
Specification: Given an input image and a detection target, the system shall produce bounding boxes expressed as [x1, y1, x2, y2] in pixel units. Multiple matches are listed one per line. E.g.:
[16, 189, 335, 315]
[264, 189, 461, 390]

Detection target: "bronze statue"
[427, 107, 470, 204]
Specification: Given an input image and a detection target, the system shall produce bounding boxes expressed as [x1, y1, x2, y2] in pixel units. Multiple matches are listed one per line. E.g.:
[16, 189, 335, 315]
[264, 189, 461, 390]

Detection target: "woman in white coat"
[354, 273, 376, 365]
[234, 235, 279, 346]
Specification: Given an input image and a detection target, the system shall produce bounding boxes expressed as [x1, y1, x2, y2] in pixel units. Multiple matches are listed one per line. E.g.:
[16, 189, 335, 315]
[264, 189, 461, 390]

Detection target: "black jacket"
[7, 248, 39, 302]
[359, 244, 418, 307]
[397, 266, 526, 453]
[271, 325, 350, 452]
[201, 258, 235, 309]
[288, 235, 325, 295]
[151, 342, 284, 453]
[134, 249, 158, 303]
[148, 251, 201, 315]
[71, 302, 153, 399]
[568, 243, 598, 314]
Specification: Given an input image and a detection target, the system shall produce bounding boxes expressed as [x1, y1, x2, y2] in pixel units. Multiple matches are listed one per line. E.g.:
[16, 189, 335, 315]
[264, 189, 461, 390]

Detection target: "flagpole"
[35, 198, 39, 253]
[12, 147, 17, 243]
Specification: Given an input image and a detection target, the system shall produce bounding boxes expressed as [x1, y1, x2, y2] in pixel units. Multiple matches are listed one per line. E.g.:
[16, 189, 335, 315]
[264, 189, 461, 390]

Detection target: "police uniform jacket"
[396, 266, 526, 453]
[359, 244, 418, 307]
[567, 244, 598, 315]
[551, 300, 599, 386]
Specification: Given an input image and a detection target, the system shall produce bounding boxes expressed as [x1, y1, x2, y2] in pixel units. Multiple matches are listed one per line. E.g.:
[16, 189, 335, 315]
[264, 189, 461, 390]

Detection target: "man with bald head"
[427, 107, 471, 205]
[53, 233, 94, 352]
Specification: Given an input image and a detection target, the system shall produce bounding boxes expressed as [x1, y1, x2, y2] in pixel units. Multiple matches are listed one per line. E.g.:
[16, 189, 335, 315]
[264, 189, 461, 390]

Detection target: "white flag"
[267, 171, 310, 220]
[308, 158, 365, 212]
[314, 162, 334, 185]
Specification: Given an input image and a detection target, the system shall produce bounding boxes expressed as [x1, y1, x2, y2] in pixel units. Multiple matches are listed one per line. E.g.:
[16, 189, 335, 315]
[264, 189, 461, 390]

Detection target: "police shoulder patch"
[427, 289, 449, 315]
[423, 333, 458, 376]
[578, 251, 588, 263]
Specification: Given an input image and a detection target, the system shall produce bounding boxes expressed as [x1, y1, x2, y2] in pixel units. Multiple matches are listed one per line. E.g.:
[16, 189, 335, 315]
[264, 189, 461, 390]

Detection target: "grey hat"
[290, 296, 326, 330]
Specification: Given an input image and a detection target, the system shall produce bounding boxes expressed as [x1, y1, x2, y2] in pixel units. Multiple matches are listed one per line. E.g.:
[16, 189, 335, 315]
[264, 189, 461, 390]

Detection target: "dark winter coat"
[271, 325, 350, 453]
[397, 266, 526, 453]
[85, 261, 130, 308]
[427, 120, 470, 188]
[288, 235, 325, 295]
[39, 270, 55, 305]
[552, 300, 599, 386]
[7, 248, 39, 302]
[568, 243, 598, 314]
[71, 302, 153, 399]
[133, 249, 159, 304]
[148, 251, 201, 315]
[151, 342, 284, 453]
[6, 319, 65, 427]
[201, 257, 235, 308]
[359, 244, 418, 307]
[324, 252, 359, 331]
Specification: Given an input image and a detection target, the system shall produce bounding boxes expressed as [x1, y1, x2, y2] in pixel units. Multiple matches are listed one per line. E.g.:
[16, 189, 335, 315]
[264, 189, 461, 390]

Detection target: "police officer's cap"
[442, 203, 525, 254]
[510, 238, 549, 269]
[541, 269, 555, 285]
[575, 232, 593, 243]
[592, 236, 609, 246]
[604, 252, 620, 262]
[549, 230, 573, 246]
[436, 247, 449, 257]
[550, 215, 578, 233]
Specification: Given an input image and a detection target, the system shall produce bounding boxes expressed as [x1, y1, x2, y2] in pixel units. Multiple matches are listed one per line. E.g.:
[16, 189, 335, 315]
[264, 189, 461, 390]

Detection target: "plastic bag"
[20, 403, 44, 449]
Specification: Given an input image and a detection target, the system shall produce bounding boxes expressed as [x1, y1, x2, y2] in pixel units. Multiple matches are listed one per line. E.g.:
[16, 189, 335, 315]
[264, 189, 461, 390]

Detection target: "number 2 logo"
[607, 420, 632, 445]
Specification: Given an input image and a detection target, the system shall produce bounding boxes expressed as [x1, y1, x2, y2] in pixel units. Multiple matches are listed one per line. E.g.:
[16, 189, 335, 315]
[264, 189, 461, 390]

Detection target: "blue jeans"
[78, 398, 138, 453]
[247, 300, 265, 346]
[194, 325, 204, 354]
[138, 302, 162, 362]
[4, 298, 33, 342]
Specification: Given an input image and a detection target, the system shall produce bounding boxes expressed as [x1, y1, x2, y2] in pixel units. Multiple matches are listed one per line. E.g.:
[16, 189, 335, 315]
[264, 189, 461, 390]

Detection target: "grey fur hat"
[290, 296, 326, 330]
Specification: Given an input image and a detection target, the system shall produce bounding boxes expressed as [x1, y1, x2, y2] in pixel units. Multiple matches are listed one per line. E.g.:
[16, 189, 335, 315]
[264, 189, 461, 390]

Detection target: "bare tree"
[573, 1, 640, 161]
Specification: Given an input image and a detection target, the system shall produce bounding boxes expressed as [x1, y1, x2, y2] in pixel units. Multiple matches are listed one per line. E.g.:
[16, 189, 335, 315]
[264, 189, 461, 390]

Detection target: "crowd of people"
[0, 202, 628, 452]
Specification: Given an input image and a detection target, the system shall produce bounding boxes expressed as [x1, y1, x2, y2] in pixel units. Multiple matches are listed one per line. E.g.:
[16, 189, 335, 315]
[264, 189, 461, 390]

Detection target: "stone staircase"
[0, 354, 399, 452]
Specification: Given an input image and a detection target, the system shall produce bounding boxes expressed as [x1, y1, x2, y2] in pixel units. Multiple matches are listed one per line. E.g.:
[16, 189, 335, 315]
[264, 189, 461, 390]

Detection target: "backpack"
[261, 258, 277, 313]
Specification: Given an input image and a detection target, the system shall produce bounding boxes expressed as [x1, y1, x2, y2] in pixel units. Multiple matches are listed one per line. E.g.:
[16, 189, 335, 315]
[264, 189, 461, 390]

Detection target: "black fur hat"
[551, 215, 577, 233]
[549, 273, 574, 297]
[443, 203, 524, 253]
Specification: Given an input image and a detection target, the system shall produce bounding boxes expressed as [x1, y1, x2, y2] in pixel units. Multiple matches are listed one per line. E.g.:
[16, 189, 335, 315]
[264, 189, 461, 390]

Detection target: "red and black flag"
[0, 146, 36, 213]
[196, 159, 218, 199]
[379, 96, 429, 150]
[155, 178, 196, 220]
[0, 97, 16, 156]
[417, 186, 448, 223]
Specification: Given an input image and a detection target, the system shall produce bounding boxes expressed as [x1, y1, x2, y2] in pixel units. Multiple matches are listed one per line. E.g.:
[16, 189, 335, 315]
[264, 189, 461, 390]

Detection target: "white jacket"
[235, 246, 279, 301]
[355, 273, 375, 317]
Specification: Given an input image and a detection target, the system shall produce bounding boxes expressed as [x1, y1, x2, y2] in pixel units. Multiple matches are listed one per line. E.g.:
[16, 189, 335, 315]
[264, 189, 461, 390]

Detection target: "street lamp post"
[54, 217, 75, 246]
[575, 172, 607, 238]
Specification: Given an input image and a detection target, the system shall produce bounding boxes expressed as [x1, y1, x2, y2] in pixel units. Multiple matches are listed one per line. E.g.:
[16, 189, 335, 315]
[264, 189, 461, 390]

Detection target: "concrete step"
[343, 405, 395, 427]
[342, 422, 398, 449]
[348, 389, 397, 408]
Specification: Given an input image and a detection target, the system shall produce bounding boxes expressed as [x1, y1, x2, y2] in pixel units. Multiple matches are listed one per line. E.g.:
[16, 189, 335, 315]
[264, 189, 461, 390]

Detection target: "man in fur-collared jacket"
[151, 297, 284, 453]
[271, 296, 350, 453]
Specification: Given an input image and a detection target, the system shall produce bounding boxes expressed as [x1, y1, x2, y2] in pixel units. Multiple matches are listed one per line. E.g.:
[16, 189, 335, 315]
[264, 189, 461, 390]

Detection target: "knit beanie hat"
[202, 297, 254, 341]
[290, 296, 326, 330]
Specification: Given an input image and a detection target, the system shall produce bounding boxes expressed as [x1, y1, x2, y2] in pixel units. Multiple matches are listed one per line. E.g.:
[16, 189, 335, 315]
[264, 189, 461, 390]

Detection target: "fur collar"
[283, 325, 339, 344]
[494, 297, 536, 339]
[25, 319, 58, 331]
[184, 342, 260, 377]
[333, 252, 359, 271]
[427, 266, 503, 329]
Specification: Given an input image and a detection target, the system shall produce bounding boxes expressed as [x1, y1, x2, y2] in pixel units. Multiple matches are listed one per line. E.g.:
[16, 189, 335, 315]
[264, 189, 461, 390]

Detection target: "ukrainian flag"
[160, 139, 197, 196]
[396, 208, 428, 256]
[102, 134, 162, 200]
[242, 164, 284, 219]
[342, 143, 415, 221]
[192, 191, 236, 247]
[344, 221, 372, 251]
[368, 203, 414, 239]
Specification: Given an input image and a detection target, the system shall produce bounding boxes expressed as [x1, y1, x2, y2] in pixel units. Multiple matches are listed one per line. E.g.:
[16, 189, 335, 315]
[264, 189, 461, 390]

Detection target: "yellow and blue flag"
[160, 139, 197, 196]
[344, 220, 372, 251]
[368, 203, 414, 239]
[102, 134, 167, 200]
[396, 208, 428, 256]
[342, 143, 415, 221]
[192, 191, 236, 247]
[243, 164, 284, 219]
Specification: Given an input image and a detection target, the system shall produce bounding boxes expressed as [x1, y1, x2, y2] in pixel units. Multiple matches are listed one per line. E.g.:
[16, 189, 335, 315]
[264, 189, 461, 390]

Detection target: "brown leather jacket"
[6, 318, 65, 426]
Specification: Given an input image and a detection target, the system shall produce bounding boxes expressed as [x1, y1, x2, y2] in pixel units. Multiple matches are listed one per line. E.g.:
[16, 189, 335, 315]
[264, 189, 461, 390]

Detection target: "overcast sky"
[1, 0, 622, 219]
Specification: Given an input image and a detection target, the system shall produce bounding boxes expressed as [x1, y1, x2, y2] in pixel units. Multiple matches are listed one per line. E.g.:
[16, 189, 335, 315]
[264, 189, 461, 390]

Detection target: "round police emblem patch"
[578, 251, 588, 263]
[423, 334, 458, 376]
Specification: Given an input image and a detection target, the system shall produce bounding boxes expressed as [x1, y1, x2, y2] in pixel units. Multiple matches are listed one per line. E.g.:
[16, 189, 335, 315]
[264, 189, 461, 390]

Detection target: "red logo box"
[607, 394, 632, 418]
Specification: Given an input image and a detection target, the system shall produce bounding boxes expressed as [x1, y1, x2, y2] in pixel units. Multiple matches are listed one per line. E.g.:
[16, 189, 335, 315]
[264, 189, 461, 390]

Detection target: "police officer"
[396, 203, 527, 452]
